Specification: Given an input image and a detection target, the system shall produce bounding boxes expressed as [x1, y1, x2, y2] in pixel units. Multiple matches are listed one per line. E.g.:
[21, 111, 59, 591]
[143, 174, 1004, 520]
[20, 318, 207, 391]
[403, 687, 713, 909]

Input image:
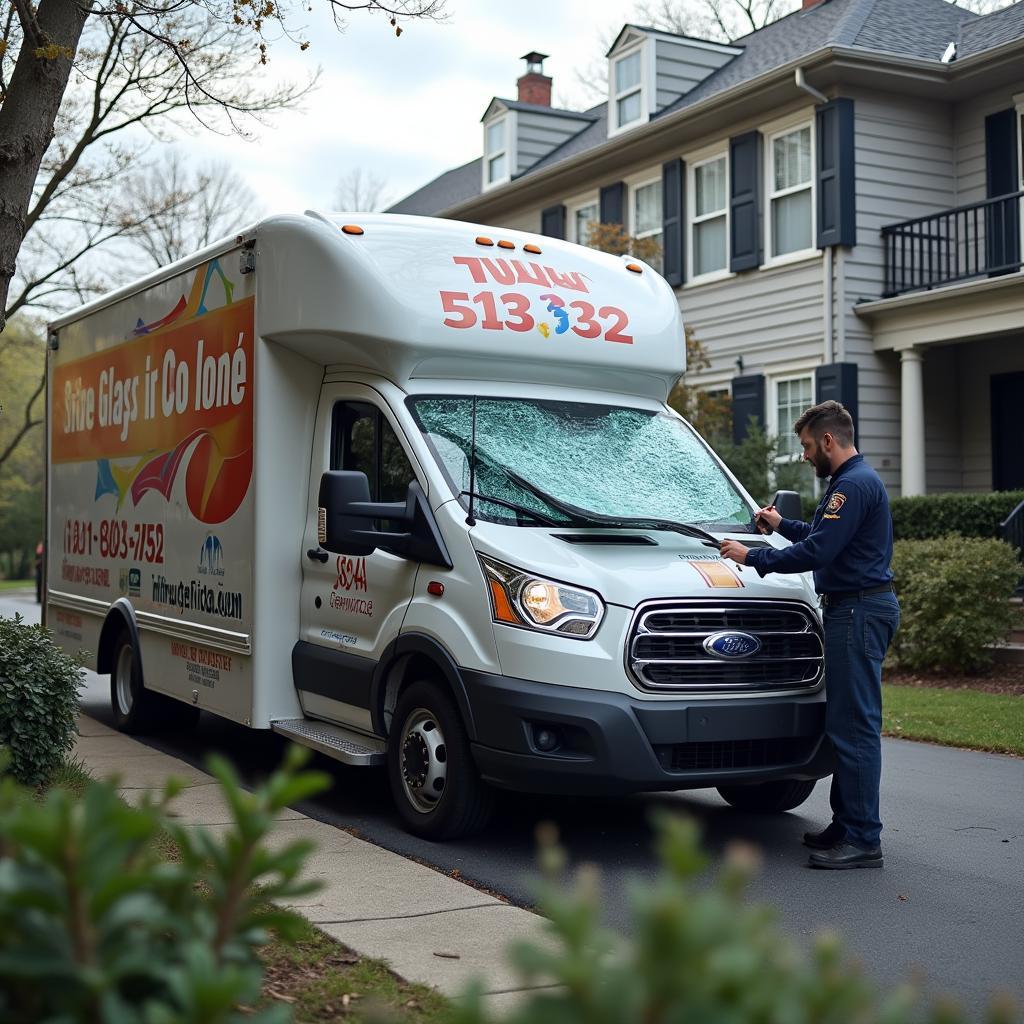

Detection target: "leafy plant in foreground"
[0, 613, 83, 786]
[0, 744, 329, 1023]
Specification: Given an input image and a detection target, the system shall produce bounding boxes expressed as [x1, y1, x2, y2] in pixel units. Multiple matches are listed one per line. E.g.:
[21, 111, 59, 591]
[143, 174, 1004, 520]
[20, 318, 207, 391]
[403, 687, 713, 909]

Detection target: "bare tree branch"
[335, 167, 390, 212]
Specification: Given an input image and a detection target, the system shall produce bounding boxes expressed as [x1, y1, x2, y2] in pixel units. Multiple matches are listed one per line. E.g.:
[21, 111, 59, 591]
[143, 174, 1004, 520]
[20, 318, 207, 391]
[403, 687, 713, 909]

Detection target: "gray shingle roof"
[387, 157, 481, 215]
[958, 1, 1024, 57]
[387, 0, 1021, 217]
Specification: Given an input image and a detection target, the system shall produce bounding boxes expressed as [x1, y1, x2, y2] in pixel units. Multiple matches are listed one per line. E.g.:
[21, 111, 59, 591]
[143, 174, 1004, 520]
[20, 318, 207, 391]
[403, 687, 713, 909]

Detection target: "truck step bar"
[272, 718, 386, 766]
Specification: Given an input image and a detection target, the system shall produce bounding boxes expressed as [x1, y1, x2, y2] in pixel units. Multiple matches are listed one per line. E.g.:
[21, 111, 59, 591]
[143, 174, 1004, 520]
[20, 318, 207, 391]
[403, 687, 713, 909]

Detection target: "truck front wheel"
[388, 679, 493, 840]
[716, 779, 817, 812]
[110, 629, 199, 734]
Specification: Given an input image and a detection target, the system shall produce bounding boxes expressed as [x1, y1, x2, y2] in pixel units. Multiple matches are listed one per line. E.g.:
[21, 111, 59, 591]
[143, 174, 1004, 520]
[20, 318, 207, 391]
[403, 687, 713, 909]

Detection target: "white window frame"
[687, 148, 731, 284]
[764, 118, 817, 267]
[567, 195, 600, 246]
[768, 372, 815, 464]
[482, 113, 513, 191]
[628, 172, 663, 272]
[608, 41, 651, 137]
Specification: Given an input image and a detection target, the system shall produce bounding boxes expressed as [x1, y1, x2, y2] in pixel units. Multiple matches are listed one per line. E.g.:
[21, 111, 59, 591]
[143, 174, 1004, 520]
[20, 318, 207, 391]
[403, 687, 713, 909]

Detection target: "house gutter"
[795, 65, 832, 362]
[441, 37, 1024, 222]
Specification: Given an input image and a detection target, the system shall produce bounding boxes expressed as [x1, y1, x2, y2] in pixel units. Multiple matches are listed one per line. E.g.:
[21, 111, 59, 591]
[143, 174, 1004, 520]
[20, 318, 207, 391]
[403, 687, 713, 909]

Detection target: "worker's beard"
[810, 449, 833, 479]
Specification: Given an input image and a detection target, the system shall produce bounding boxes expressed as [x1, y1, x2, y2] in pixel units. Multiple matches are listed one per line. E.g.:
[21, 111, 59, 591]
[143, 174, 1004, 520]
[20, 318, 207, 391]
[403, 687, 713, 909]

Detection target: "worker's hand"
[755, 504, 782, 534]
[719, 539, 749, 564]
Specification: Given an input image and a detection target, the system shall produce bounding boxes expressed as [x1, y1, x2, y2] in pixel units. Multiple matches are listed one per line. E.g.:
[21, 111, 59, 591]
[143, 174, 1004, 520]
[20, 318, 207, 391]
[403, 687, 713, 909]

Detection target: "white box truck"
[45, 212, 832, 838]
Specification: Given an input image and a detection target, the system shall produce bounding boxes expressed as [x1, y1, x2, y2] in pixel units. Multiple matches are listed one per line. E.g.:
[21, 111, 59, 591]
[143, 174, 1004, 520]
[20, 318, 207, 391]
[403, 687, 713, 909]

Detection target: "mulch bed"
[884, 663, 1024, 697]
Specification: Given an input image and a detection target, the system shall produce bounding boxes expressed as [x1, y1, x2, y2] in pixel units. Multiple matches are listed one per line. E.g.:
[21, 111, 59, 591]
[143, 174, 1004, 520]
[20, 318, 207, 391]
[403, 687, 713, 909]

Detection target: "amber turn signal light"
[475, 236, 494, 246]
[497, 239, 515, 249]
[626, 262, 643, 273]
[523, 243, 542, 254]
[341, 224, 364, 235]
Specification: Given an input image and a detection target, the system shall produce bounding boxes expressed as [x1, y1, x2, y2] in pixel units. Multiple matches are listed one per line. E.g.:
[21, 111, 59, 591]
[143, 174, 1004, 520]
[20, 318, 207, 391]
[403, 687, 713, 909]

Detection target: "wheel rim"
[399, 707, 447, 814]
[115, 644, 134, 716]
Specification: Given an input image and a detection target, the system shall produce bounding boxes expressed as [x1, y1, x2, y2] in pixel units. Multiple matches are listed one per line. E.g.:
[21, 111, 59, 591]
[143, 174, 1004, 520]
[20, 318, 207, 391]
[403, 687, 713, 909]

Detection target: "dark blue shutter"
[661, 158, 685, 286]
[815, 362, 858, 437]
[985, 109, 1020, 274]
[541, 204, 566, 240]
[816, 98, 856, 249]
[729, 131, 762, 272]
[600, 181, 626, 225]
[731, 374, 765, 445]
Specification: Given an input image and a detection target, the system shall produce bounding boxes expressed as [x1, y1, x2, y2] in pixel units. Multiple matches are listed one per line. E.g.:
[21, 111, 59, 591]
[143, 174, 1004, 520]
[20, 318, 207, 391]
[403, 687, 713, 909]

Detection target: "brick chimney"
[517, 51, 551, 107]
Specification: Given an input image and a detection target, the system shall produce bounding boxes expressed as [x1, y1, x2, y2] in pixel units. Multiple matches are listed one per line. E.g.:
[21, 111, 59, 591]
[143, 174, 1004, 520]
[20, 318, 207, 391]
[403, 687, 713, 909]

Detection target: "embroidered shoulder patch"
[825, 492, 847, 515]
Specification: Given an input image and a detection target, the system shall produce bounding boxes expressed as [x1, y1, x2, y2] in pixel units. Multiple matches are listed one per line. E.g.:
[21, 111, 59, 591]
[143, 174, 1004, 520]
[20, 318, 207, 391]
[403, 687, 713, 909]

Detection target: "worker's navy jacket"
[745, 454, 894, 594]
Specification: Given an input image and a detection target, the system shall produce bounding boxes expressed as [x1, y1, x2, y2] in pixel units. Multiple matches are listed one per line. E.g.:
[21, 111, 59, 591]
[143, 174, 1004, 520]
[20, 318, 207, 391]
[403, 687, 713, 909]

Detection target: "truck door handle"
[306, 547, 329, 563]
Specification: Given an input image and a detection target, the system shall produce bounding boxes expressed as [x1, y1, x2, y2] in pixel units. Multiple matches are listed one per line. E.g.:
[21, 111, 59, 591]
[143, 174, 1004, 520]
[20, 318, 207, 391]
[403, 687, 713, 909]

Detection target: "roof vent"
[941, 41, 957, 64]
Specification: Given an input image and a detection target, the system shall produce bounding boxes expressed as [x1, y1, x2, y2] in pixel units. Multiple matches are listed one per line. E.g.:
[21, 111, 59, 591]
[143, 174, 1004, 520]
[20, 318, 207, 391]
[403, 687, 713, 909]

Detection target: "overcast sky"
[171, 1, 646, 214]
[143, 0, 1007, 217]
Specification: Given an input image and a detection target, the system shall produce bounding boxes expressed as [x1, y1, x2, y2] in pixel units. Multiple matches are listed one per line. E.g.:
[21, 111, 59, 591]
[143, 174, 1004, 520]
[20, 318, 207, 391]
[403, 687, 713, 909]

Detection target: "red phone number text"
[63, 518, 165, 563]
[439, 290, 632, 344]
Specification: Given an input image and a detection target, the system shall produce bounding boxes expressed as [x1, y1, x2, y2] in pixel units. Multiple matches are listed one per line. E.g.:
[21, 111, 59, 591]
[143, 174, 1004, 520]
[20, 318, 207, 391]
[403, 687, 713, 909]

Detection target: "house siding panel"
[515, 111, 591, 176]
[654, 39, 735, 111]
[954, 85, 1024, 206]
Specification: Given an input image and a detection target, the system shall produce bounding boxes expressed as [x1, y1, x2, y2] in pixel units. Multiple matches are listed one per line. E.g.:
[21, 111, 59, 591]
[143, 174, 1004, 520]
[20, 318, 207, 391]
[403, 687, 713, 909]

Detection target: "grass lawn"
[0, 579, 33, 591]
[882, 684, 1024, 757]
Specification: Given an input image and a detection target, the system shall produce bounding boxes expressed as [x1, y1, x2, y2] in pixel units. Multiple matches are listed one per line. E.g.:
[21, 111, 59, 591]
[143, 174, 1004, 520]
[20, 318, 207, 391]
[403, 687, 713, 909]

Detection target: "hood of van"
[467, 521, 816, 610]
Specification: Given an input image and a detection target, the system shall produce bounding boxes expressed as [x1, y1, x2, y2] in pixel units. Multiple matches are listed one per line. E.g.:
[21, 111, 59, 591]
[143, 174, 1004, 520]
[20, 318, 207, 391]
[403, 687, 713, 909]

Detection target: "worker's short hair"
[794, 400, 855, 447]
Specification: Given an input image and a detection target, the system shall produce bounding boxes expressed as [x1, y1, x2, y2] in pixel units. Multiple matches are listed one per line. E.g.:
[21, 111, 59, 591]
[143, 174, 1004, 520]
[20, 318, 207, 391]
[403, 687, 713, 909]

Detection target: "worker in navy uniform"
[720, 400, 900, 870]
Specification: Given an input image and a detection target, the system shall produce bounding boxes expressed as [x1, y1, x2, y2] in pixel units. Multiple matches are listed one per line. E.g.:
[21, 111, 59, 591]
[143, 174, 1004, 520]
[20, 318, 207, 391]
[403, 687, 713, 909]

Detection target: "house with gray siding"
[388, 0, 1024, 497]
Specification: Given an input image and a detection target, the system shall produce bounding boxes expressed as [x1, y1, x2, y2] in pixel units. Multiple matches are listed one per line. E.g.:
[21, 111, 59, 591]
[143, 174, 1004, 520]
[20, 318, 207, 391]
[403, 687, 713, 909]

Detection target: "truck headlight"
[479, 555, 604, 639]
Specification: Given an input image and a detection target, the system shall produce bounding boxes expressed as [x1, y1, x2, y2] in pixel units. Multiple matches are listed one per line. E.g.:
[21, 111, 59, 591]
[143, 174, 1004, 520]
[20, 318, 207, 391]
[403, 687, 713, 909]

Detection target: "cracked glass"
[409, 396, 750, 528]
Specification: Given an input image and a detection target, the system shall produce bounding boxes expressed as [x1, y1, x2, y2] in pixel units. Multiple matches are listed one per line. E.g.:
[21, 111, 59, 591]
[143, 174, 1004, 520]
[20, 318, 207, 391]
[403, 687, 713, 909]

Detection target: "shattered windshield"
[407, 396, 751, 528]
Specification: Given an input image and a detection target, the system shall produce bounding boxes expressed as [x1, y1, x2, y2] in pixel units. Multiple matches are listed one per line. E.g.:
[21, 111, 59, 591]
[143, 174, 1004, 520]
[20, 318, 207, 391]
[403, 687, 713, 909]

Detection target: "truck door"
[298, 384, 423, 732]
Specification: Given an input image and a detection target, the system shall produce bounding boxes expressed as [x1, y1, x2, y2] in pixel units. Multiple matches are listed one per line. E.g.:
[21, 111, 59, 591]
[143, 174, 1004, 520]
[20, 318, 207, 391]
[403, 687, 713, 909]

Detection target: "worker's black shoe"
[808, 842, 883, 870]
[802, 821, 847, 850]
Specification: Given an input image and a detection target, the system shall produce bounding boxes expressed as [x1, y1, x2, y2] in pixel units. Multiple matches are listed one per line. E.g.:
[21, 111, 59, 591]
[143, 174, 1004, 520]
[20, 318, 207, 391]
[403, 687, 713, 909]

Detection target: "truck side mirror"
[318, 470, 377, 556]
[317, 472, 453, 569]
[771, 489, 804, 522]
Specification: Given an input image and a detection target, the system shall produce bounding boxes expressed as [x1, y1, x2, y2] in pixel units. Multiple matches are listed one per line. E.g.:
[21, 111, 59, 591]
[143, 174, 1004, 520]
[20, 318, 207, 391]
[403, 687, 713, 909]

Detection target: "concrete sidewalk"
[75, 712, 554, 1014]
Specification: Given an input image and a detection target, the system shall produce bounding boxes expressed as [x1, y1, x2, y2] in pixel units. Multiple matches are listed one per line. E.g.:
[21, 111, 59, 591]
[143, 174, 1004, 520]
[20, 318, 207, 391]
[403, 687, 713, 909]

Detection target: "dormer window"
[613, 48, 644, 131]
[484, 116, 510, 188]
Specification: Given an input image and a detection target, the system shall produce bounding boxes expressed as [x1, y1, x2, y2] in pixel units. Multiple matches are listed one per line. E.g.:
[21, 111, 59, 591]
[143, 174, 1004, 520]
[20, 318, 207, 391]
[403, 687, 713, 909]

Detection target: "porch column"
[900, 348, 926, 497]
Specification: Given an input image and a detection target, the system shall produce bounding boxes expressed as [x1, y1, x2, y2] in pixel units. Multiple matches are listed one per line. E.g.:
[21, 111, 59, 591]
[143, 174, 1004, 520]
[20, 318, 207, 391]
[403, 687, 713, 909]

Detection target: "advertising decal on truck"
[48, 256, 255, 712]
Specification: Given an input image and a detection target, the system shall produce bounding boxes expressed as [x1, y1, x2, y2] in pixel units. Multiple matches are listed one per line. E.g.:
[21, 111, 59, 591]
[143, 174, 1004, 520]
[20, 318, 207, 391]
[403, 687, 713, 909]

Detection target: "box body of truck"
[46, 212, 832, 838]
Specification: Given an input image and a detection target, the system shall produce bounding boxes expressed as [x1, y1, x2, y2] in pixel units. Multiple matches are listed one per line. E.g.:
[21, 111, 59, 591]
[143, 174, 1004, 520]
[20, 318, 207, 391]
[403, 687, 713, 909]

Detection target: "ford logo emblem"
[702, 631, 761, 660]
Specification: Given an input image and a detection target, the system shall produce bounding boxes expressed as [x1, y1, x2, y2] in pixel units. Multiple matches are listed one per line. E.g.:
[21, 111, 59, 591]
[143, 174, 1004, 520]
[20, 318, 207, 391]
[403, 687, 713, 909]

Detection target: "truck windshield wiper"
[458, 490, 562, 527]
[501, 468, 721, 549]
[435, 425, 720, 546]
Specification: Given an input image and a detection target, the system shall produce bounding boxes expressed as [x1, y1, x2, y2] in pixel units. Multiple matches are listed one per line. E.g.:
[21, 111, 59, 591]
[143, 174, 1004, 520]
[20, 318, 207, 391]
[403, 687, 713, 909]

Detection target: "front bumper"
[465, 670, 834, 796]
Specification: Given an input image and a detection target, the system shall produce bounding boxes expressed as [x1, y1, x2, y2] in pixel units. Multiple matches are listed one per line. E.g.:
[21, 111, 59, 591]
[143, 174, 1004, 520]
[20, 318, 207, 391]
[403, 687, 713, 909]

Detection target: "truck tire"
[716, 779, 817, 813]
[110, 628, 200, 734]
[388, 679, 493, 840]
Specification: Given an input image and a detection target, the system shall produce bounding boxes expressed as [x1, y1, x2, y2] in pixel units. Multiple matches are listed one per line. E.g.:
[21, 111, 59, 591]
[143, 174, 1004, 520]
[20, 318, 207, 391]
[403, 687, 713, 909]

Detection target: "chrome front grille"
[627, 600, 824, 693]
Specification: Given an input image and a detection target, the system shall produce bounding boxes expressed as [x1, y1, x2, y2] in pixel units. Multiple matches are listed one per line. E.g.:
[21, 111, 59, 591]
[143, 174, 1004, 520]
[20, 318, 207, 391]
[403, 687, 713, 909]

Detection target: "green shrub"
[891, 536, 1021, 673]
[0, 613, 83, 786]
[891, 490, 1024, 542]
[450, 815, 1017, 1024]
[0, 743, 329, 1023]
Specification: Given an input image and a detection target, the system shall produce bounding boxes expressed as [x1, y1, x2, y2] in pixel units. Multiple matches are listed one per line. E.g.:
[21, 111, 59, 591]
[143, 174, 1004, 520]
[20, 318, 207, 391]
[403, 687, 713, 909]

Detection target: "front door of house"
[991, 371, 1024, 490]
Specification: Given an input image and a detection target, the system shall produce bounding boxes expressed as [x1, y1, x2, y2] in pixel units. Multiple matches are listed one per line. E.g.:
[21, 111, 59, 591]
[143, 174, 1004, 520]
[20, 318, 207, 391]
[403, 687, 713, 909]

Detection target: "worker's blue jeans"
[823, 591, 901, 849]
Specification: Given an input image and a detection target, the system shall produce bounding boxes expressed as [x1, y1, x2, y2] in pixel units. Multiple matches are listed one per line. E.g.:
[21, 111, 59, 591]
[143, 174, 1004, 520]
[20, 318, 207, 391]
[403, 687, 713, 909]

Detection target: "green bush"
[0, 614, 83, 786]
[0, 744, 329, 1023]
[891, 536, 1021, 673]
[891, 490, 1024, 542]
[450, 815, 1017, 1024]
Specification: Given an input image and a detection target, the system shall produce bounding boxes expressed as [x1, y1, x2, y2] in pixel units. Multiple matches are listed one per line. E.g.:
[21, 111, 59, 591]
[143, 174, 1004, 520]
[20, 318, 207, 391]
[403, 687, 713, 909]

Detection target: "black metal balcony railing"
[882, 190, 1023, 298]
[999, 499, 1024, 596]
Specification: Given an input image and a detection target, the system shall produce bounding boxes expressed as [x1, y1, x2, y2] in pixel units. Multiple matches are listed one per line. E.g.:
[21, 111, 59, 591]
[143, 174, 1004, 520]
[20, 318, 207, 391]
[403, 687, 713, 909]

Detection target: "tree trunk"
[0, 0, 90, 331]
